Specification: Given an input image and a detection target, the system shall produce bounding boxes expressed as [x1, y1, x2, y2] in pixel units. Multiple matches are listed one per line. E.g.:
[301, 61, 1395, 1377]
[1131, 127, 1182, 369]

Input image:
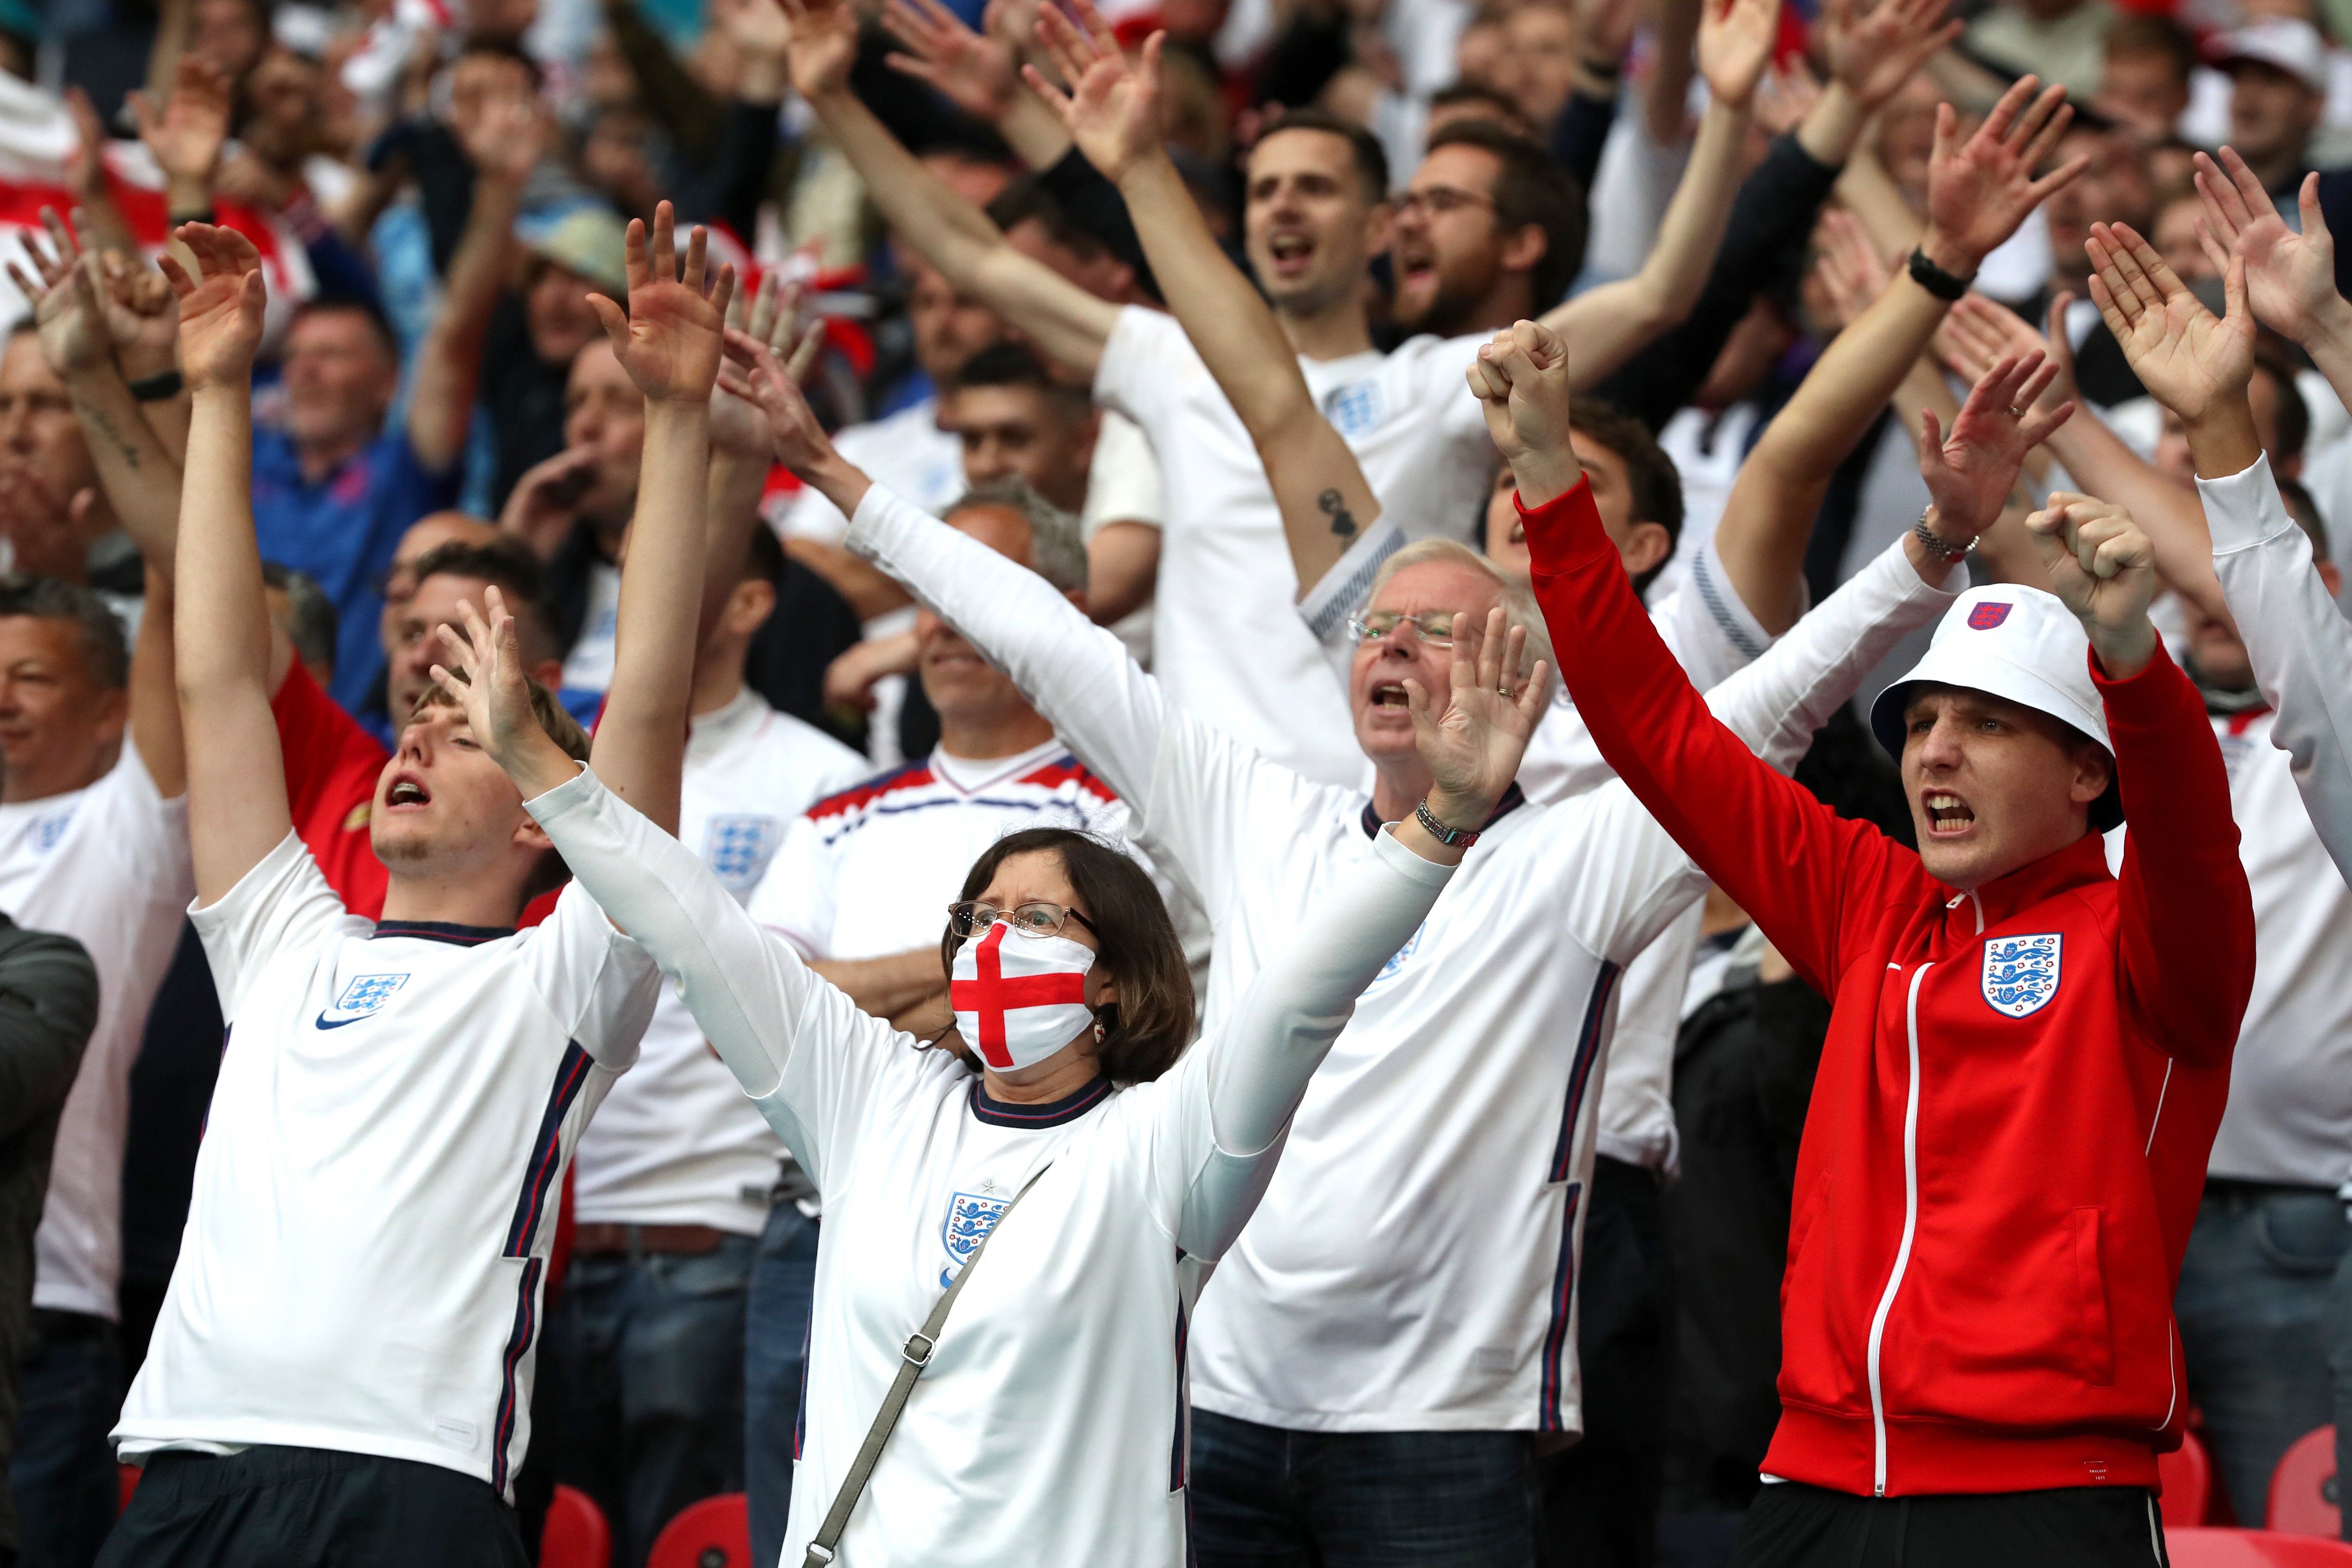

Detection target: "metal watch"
[1414, 798, 1482, 848]
[1912, 509, 1977, 562]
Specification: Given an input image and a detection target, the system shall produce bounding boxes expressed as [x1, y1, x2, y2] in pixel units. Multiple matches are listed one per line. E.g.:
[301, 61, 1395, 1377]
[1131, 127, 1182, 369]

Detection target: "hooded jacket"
[1523, 478, 2255, 1498]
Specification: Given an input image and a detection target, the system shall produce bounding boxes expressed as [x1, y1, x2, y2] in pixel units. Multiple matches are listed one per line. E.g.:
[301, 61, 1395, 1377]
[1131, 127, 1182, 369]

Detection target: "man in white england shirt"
[545, 523, 865, 1565]
[103, 212, 720, 1566]
[781, 0, 1759, 787]
[0, 574, 189, 1567]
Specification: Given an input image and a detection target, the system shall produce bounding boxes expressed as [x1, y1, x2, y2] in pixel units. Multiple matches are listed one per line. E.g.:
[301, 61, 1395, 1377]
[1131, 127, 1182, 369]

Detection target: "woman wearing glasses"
[420, 579, 1545, 1568]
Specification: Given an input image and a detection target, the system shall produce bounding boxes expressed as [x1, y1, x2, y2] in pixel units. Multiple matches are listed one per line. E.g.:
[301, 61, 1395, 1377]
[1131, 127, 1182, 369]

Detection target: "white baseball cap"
[2214, 17, 2330, 96]
[1868, 585, 2123, 831]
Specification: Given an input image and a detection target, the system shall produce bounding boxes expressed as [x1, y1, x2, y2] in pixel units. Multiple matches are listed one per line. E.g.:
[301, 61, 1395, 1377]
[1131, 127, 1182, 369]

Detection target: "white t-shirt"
[115, 833, 660, 1497]
[1083, 409, 1163, 668]
[777, 397, 967, 546]
[1093, 306, 1497, 789]
[523, 766, 1455, 1568]
[570, 690, 867, 1233]
[847, 483, 1963, 1432]
[2104, 704, 2352, 1187]
[749, 738, 1138, 964]
[559, 558, 622, 695]
[0, 746, 191, 1320]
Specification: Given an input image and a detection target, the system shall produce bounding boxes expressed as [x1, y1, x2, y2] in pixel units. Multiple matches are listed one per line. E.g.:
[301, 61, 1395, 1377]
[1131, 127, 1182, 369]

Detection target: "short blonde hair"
[1369, 536, 1558, 700]
[410, 678, 592, 764]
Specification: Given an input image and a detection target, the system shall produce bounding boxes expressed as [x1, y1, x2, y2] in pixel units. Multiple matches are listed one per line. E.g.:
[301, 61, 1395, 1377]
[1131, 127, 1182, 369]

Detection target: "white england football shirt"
[114, 833, 659, 1496]
[1093, 306, 1498, 788]
[571, 690, 866, 1233]
[748, 738, 1138, 964]
[0, 746, 191, 1320]
[848, 483, 1963, 1433]
[522, 767, 1455, 1568]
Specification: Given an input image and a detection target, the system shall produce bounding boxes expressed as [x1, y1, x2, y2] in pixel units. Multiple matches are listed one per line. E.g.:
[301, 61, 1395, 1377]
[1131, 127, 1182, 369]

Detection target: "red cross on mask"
[949, 923, 1096, 1070]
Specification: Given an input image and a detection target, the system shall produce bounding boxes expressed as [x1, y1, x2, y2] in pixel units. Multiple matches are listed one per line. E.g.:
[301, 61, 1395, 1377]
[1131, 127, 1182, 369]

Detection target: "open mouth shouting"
[1922, 790, 1975, 836]
[385, 773, 433, 812]
[1265, 231, 1316, 277]
[1369, 681, 1411, 710]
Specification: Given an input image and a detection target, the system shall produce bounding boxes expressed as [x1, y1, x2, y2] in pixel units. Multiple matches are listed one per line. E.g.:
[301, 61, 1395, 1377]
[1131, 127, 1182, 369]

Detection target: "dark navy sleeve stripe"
[502, 1042, 593, 1257]
[1537, 1179, 1586, 1436]
[490, 1256, 544, 1497]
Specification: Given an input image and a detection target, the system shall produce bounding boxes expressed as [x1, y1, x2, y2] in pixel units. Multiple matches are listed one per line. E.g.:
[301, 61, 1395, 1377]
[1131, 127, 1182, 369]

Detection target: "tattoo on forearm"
[1320, 488, 1358, 538]
[80, 402, 141, 470]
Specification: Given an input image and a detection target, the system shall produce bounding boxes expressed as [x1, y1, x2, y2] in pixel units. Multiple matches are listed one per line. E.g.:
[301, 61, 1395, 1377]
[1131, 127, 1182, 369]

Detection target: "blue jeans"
[9, 1312, 119, 1568]
[746, 1206, 818, 1568]
[2174, 1181, 2348, 1524]
[1189, 1409, 1537, 1568]
[537, 1234, 754, 1568]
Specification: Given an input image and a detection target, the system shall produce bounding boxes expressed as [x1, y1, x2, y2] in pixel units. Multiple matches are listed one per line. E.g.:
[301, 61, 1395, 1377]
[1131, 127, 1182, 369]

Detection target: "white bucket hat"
[1868, 585, 2124, 831]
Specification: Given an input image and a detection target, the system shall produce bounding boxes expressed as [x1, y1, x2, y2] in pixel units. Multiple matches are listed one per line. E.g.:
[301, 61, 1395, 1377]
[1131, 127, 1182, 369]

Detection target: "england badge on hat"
[1982, 934, 2062, 1019]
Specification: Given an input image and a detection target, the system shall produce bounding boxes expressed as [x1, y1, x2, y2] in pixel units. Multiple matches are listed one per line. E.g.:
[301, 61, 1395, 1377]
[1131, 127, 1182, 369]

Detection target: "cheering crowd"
[0, 0, 2350, 1562]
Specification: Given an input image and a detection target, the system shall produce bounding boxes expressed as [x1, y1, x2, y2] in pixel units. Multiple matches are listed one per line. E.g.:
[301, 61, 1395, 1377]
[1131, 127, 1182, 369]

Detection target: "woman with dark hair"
[423, 585, 1545, 1568]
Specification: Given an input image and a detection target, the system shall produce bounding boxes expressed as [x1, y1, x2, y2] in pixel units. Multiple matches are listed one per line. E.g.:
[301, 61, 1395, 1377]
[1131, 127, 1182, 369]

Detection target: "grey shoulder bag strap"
[801, 1166, 1050, 1567]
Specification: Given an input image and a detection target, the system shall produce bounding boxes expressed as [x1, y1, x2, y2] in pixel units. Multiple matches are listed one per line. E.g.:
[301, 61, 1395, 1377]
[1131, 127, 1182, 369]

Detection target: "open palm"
[1027, 0, 1164, 182]
[1821, 0, 1958, 111]
[591, 202, 734, 405]
[2195, 147, 2337, 346]
[1410, 606, 1546, 818]
[2085, 220, 2254, 424]
[1696, 0, 1780, 110]
[1925, 77, 2085, 271]
[158, 223, 266, 389]
[884, 0, 1019, 122]
[1918, 352, 2072, 538]
[781, 0, 861, 99]
[128, 55, 231, 185]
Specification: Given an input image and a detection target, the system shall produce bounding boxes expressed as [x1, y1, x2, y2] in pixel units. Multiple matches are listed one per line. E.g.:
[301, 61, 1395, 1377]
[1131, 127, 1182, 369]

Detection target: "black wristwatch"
[1907, 247, 1974, 302]
[127, 369, 184, 402]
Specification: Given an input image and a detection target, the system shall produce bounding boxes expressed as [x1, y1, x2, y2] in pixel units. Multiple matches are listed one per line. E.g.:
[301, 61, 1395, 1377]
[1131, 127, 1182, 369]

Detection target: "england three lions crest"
[940, 1190, 1011, 1286]
[1981, 933, 2063, 1019]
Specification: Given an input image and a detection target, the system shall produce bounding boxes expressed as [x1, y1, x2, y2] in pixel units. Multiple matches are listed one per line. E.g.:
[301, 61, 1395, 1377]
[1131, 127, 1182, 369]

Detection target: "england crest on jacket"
[1981, 933, 2062, 1018]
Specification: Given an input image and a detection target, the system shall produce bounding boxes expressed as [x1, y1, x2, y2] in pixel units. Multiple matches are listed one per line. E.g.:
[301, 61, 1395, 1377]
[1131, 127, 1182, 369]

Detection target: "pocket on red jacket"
[2072, 1206, 2115, 1387]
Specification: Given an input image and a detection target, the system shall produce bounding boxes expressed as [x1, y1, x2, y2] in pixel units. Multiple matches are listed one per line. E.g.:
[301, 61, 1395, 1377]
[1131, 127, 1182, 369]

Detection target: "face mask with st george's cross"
[950, 924, 1099, 1072]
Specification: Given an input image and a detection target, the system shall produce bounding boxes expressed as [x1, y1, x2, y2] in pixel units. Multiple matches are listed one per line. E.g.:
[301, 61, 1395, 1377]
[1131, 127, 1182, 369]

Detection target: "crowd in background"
[0, 0, 2346, 1561]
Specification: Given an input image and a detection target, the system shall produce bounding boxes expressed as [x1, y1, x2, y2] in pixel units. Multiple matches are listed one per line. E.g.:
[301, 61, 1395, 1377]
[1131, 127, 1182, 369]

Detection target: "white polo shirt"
[570, 690, 866, 1233]
[114, 834, 659, 1497]
[848, 482, 1963, 1433]
[1094, 306, 1498, 789]
[0, 746, 191, 1321]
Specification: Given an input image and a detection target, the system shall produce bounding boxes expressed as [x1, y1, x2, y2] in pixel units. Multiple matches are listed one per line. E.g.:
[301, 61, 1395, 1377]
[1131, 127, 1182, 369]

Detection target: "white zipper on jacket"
[1865, 963, 1932, 1496]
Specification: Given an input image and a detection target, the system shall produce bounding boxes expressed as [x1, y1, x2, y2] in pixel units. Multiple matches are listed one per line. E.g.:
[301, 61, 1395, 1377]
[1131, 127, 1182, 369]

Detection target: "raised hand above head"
[157, 222, 266, 390]
[128, 55, 232, 195]
[1465, 319, 1580, 508]
[1934, 292, 2076, 417]
[717, 316, 840, 485]
[2026, 493, 2158, 677]
[780, 0, 861, 101]
[884, 0, 1021, 124]
[589, 202, 736, 406]
[710, 268, 810, 459]
[1917, 351, 2074, 541]
[2084, 218, 2254, 426]
[6, 207, 110, 379]
[1406, 605, 1549, 828]
[1695, 0, 1784, 111]
[1811, 206, 1893, 330]
[1025, 0, 1165, 183]
[1923, 76, 2088, 280]
[1819, 0, 1960, 113]
[455, 80, 546, 188]
[2194, 147, 2345, 349]
[427, 586, 563, 787]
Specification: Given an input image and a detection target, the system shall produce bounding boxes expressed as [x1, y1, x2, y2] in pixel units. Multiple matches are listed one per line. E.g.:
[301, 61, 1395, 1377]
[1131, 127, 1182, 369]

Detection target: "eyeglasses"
[1346, 609, 1461, 647]
[1393, 185, 1498, 220]
[947, 900, 1099, 940]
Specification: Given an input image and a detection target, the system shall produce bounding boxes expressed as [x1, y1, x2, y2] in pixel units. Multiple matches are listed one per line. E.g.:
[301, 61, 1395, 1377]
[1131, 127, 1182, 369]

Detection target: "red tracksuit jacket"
[1523, 479, 2255, 1498]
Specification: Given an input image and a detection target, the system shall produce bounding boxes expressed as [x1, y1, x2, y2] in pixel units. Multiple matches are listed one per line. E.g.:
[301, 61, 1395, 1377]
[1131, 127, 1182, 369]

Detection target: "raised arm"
[1539, 0, 1776, 386]
[1485, 317, 1933, 992]
[2025, 491, 2253, 1065]
[2195, 147, 2352, 418]
[2200, 456, 2352, 878]
[582, 204, 734, 837]
[722, 333, 1172, 809]
[1025, 5, 1382, 597]
[162, 225, 294, 903]
[1176, 608, 1537, 1255]
[783, 0, 1118, 373]
[2080, 220, 2262, 612]
[1714, 77, 2086, 633]
[404, 85, 538, 475]
[882, 0, 1074, 171]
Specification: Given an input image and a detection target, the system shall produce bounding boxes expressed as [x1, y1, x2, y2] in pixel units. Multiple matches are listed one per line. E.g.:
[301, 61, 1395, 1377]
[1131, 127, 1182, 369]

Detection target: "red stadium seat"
[648, 1492, 752, 1568]
[2163, 1429, 2219, 1528]
[2272, 1427, 2342, 1537]
[2166, 1529, 2352, 1566]
[541, 1484, 612, 1568]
